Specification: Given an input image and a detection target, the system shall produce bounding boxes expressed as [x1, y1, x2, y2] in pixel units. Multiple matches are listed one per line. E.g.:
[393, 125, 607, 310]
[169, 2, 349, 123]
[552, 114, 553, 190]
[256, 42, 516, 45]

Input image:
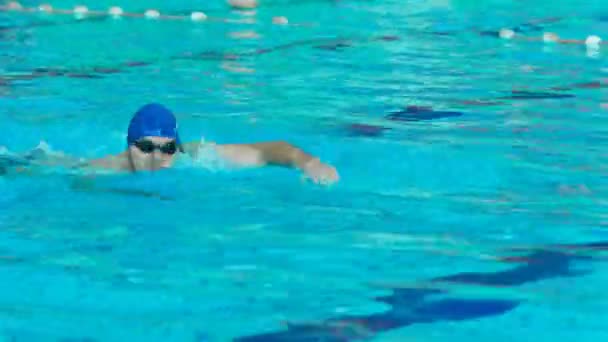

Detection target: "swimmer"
[62, 103, 339, 185]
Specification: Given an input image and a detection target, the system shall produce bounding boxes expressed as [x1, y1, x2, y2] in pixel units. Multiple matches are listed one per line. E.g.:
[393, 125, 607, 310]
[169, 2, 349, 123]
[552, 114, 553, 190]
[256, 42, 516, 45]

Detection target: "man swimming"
[74, 103, 339, 184]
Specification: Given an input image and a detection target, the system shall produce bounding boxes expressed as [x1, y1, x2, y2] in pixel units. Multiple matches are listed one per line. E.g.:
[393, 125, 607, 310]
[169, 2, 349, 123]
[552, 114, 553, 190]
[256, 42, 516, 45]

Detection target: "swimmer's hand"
[301, 158, 339, 185]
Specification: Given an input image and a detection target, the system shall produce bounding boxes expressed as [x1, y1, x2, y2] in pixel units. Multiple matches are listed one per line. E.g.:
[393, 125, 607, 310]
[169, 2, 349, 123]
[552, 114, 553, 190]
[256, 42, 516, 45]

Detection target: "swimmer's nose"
[152, 150, 165, 162]
[145, 151, 163, 169]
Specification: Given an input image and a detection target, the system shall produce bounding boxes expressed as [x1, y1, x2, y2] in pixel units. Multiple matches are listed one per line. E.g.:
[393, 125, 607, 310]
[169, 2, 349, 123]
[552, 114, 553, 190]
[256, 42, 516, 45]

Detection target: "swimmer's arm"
[16, 144, 127, 171]
[183, 141, 317, 169]
[183, 141, 339, 183]
[86, 153, 129, 170]
[33, 153, 126, 170]
[55, 152, 128, 171]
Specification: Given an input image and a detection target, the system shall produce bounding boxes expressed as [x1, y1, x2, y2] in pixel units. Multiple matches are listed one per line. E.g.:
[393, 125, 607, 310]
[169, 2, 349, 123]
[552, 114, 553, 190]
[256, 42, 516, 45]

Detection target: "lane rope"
[0, 1, 297, 26]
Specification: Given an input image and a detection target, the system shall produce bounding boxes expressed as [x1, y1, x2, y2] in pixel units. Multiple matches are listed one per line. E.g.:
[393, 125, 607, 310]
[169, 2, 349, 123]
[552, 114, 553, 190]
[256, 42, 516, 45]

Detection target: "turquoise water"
[1, 0, 608, 340]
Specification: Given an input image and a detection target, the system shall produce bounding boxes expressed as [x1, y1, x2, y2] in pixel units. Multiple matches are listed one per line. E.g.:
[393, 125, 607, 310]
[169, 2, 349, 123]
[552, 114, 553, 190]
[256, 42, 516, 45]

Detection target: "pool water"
[1, 0, 608, 341]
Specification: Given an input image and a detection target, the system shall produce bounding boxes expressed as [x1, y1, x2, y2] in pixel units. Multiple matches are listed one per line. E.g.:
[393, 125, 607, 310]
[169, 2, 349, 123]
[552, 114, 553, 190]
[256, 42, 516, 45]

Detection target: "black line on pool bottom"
[346, 123, 390, 137]
[386, 105, 463, 122]
[497, 91, 576, 100]
[233, 240, 607, 341]
[0, 14, 111, 33]
[0, 12, 568, 86]
[345, 80, 597, 137]
[476, 16, 562, 38]
[0, 34, 401, 84]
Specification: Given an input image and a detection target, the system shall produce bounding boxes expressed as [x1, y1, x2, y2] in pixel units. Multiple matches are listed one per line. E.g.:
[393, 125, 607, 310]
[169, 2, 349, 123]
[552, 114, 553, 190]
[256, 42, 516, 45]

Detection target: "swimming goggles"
[134, 139, 178, 155]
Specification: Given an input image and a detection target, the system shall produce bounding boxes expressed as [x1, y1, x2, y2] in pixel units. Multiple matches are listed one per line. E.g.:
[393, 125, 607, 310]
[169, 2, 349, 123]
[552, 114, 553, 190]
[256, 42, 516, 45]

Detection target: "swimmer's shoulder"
[181, 140, 255, 166]
[181, 141, 220, 157]
[181, 141, 200, 156]
[87, 151, 130, 170]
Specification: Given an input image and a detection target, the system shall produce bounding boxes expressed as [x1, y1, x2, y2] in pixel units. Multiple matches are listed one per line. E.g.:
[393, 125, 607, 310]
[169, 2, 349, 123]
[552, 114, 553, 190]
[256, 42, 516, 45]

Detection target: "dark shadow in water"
[346, 123, 390, 137]
[234, 241, 607, 341]
[497, 91, 576, 100]
[386, 105, 463, 122]
[476, 16, 562, 37]
[0, 15, 109, 35]
[0, 14, 576, 95]
[345, 78, 592, 136]
[346, 105, 462, 137]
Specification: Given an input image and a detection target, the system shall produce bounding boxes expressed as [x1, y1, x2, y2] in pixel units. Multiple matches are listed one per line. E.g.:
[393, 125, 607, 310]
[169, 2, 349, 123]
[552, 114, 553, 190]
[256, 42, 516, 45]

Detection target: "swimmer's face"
[128, 136, 178, 171]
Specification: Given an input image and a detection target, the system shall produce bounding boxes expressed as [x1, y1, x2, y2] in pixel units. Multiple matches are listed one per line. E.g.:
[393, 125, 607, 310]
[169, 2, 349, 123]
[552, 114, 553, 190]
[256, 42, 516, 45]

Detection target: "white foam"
[178, 137, 228, 172]
[35, 140, 52, 152]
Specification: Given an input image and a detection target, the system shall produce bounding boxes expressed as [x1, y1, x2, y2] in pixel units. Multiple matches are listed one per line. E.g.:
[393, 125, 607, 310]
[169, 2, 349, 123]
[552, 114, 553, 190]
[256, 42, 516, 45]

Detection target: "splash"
[176, 137, 231, 172]
[0, 141, 113, 176]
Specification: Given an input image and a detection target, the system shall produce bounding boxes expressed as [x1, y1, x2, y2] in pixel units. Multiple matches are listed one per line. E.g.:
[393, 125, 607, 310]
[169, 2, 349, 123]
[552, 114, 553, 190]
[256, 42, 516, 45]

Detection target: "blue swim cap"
[127, 103, 182, 146]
